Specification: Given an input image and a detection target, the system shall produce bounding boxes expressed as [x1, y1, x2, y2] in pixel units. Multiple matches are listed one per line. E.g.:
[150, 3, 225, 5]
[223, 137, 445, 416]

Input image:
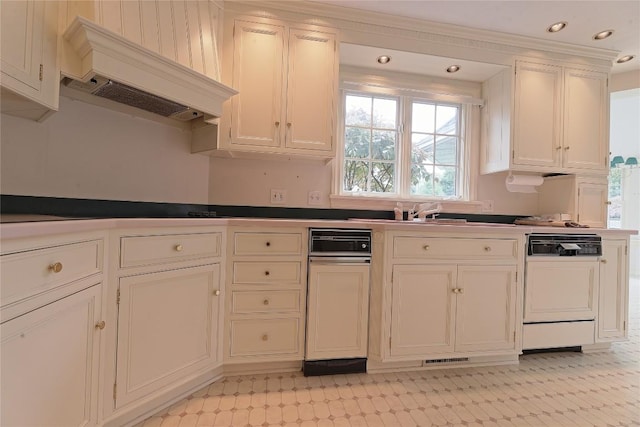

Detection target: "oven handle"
[309, 256, 371, 265]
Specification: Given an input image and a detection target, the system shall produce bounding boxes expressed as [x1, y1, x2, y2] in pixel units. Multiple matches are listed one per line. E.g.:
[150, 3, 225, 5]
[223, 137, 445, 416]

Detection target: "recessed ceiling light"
[547, 21, 567, 33]
[377, 55, 391, 64]
[616, 55, 635, 63]
[593, 30, 614, 40]
[446, 65, 460, 73]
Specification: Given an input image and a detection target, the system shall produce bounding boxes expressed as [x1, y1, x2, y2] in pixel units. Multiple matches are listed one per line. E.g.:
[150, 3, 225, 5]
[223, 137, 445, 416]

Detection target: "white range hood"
[62, 16, 237, 122]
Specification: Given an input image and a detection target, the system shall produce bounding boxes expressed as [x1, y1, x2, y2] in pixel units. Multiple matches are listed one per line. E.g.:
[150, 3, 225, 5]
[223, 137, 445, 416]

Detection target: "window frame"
[334, 71, 479, 208]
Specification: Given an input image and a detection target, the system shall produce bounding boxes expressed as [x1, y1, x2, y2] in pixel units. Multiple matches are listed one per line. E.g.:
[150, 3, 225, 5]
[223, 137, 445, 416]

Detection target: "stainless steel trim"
[309, 256, 371, 264]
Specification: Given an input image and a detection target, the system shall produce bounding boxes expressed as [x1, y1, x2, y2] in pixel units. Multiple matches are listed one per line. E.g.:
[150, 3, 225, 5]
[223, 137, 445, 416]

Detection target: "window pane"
[410, 164, 434, 196]
[435, 135, 457, 165]
[435, 166, 457, 197]
[373, 98, 397, 129]
[372, 130, 396, 160]
[345, 95, 372, 127]
[343, 160, 369, 192]
[412, 102, 435, 133]
[371, 162, 395, 193]
[411, 134, 434, 163]
[345, 127, 370, 159]
[436, 105, 458, 135]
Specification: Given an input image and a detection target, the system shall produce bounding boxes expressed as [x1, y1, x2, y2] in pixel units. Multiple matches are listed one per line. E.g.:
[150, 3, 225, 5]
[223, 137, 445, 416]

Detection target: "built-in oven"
[304, 228, 372, 376]
[523, 233, 602, 350]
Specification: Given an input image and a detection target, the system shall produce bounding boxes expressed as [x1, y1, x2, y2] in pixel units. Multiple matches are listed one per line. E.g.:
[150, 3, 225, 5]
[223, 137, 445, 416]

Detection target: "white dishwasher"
[304, 229, 371, 376]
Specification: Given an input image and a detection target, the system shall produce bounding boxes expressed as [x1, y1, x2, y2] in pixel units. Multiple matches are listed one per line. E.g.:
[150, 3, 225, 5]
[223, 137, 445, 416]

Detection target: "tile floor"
[138, 277, 640, 427]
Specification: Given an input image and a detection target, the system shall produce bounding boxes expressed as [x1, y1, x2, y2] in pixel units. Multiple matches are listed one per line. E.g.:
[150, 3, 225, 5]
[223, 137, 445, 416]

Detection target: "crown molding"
[224, 0, 617, 70]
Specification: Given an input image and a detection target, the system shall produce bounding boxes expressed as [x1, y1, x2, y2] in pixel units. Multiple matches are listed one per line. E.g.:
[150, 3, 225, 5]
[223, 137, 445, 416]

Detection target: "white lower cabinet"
[114, 263, 221, 409]
[389, 264, 517, 358]
[597, 239, 629, 342]
[306, 263, 370, 360]
[1, 284, 102, 427]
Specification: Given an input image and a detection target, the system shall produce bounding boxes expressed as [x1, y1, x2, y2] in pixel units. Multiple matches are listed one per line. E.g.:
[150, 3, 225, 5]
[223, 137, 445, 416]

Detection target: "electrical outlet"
[308, 190, 322, 206]
[481, 200, 494, 213]
[270, 189, 287, 204]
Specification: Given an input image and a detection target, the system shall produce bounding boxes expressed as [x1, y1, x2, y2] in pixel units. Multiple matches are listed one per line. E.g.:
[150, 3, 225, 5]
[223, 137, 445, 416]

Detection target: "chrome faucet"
[416, 202, 442, 220]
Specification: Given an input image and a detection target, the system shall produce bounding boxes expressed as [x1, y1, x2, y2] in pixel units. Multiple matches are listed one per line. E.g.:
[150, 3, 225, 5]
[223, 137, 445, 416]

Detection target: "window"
[340, 90, 466, 200]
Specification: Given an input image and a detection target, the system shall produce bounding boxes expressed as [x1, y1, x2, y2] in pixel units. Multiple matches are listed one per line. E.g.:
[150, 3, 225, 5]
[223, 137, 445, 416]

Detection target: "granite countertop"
[0, 215, 636, 241]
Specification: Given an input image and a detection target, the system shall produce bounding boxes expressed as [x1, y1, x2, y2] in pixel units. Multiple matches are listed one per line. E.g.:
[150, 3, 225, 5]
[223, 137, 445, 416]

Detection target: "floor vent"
[423, 357, 469, 365]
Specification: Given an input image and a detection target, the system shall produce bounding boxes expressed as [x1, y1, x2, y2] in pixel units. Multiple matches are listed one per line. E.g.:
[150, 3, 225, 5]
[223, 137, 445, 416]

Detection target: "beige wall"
[611, 70, 640, 92]
[1, 97, 210, 204]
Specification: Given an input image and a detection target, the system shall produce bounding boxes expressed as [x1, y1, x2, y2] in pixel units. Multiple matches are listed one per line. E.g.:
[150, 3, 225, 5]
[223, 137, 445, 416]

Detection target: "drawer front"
[120, 233, 220, 268]
[1, 240, 102, 307]
[232, 290, 301, 314]
[230, 318, 300, 357]
[234, 232, 302, 256]
[393, 237, 517, 260]
[233, 262, 301, 284]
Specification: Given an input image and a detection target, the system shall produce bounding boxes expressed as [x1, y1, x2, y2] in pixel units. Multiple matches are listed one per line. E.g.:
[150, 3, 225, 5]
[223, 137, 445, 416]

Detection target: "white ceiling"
[312, 0, 640, 76]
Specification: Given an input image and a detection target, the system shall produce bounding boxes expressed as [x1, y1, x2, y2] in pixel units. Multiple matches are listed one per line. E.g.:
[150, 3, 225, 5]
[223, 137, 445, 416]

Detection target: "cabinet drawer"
[120, 233, 220, 268]
[393, 237, 518, 260]
[1, 240, 102, 307]
[234, 232, 302, 256]
[232, 261, 301, 284]
[232, 290, 301, 314]
[230, 318, 300, 357]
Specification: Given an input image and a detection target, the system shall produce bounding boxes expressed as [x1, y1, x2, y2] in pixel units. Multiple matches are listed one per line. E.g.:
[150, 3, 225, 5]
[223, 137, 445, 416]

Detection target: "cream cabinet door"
[230, 20, 285, 148]
[563, 68, 608, 171]
[390, 265, 456, 357]
[577, 181, 608, 228]
[306, 263, 370, 360]
[598, 240, 628, 342]
[0, 0, 59, 118]
[454, 266, 517, 353]
[115, 264, 221, 409]
[512, 61, 562, 168]
[285, 28, 337, 152]
[1, 284, 101, 427]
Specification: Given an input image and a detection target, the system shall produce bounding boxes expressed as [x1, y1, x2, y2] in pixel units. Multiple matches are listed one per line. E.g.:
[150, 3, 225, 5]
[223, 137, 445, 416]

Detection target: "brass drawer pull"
[600, 259, 607, 264]
[484, 246, 492, 252]
[262, 334, 269, 341]
[265, 241, 271, 247]
[214, 290, 221, 296]
[48, 262, 63, 273]
[264, 270, 270, 276]
[174, 244, 183, 252]
[263, 299, 270, 305]
[423, 245, 430, 251]
[95, 321, 106, 330]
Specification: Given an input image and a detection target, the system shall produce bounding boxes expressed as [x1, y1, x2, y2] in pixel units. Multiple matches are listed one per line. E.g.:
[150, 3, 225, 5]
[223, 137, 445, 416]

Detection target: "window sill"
[329, 194, 485, 214]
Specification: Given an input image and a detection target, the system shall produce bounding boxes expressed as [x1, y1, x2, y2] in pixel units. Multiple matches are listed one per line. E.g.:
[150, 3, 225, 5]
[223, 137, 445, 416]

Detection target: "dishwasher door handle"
[309, 256, 371, 265]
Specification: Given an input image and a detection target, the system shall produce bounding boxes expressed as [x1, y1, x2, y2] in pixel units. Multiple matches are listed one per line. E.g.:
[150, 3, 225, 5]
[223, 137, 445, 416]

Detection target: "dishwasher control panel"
[527, 233, 602, 256]
[309, 228, 372, 256]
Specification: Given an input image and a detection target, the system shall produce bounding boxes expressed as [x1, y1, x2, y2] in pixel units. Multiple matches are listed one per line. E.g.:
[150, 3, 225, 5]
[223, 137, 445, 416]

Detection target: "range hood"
[62, 16, 237, 122]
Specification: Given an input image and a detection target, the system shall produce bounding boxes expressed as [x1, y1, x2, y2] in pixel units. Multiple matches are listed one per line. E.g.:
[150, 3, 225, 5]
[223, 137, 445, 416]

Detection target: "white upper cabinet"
[481, 59, 609, 175]
[1, 0, 59, 121]
[219, 16, 338, 158]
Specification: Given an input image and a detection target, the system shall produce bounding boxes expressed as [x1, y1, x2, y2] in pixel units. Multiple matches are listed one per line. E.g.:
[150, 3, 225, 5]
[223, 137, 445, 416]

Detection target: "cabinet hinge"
[578, 188, 581, 197]
[625, 246, 628, 255]
[229, 128, 232, 139]
[39, 64, 43, 81]
[116, 288, 121, 305]
[513, 331, 516, 341]
[512, 150, 515, 160]
[113, 383, 117, 400]
[624, 320, 627, 331]
[389, 336, 392, 349]
[515, 271, 518, 281]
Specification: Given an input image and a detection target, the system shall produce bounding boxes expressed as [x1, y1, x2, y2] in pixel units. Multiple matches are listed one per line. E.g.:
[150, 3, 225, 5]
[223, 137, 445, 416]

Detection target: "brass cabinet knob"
[564, 146, 570, 150]
[213, 290, 221, 296]
[484, 246, 492, 252]
[275, 121, 280, 126]
[262, 334, 269, 341]
[287, 122, 292, 127]
[458, 288, 464, 294]
[264, 270, 270, 276]
[600, 259, 607, 264]
[263, 299, 270, 305]
[174, 244, 183, 252]
[265, 241, 271, 247]
[452, 288, 458, 294]
[48, 262, 63, 273]
[556, 146, 562, 150]
[423, 245, 430, 251]
[606, 201, 612, 205]
[95, 320, 106, 330]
